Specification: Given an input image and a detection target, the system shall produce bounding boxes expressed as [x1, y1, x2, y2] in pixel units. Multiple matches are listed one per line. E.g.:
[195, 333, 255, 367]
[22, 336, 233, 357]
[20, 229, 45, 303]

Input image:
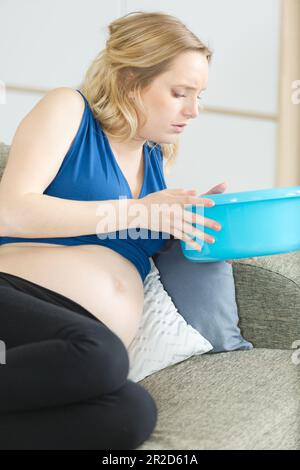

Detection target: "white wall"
[0, 0, 281, 193]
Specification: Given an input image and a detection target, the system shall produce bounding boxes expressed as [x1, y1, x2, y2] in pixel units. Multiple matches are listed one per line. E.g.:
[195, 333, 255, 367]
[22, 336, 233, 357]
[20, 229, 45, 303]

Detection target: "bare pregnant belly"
[0, 243, 145, 348]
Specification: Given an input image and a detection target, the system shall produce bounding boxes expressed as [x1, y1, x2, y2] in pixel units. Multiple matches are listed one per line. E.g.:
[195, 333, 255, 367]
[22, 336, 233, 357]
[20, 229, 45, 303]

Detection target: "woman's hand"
[139, 188, 222, 252]
[201, 181, 255, 264]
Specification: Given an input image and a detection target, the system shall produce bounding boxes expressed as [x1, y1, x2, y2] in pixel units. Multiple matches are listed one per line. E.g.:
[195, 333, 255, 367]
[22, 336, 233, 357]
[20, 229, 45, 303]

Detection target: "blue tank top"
[0, 89, 170, 282]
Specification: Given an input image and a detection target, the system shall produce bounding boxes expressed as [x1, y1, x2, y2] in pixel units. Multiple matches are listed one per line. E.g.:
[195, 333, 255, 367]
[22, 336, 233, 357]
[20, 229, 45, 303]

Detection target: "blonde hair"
[79, 11, 213, 176]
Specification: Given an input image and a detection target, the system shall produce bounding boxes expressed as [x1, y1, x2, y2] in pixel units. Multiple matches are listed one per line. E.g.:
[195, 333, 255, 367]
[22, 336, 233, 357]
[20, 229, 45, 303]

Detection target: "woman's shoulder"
[44, 86, 82, 101]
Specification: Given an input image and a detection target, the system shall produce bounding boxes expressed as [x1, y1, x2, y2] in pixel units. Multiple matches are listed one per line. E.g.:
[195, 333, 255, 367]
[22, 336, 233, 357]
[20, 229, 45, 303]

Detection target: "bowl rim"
[199, 185, 300, 206]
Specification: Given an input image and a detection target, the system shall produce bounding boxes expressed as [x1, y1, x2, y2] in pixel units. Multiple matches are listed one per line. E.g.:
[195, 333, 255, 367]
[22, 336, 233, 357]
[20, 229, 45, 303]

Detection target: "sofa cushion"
[137, 348, 300, 450]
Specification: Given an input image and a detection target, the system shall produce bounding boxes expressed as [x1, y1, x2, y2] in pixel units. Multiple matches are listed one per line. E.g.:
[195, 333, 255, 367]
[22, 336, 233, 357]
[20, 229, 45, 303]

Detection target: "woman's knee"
[62, 319, 130, 394]
[86, 380, 158, 450]
[111, 380, 158, 449]
[91, 325, 130, 393]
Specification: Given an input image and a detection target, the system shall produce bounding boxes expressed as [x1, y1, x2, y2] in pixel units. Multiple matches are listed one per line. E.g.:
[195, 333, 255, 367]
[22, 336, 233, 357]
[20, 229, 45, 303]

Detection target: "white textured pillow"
[127, 258, 212, 382]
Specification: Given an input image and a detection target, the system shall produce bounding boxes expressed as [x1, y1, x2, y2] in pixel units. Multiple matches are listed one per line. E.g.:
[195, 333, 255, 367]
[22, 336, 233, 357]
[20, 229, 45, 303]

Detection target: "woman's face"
[137, 51, 209, 144]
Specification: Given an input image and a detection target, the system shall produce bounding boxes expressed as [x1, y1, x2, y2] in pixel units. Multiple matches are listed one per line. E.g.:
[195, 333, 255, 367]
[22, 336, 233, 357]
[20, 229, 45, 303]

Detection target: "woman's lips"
[172, 124, 185, 132]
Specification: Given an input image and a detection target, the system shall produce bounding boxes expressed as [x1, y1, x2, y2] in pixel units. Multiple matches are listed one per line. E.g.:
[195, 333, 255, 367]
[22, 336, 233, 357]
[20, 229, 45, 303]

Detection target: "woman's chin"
[156, 135, 180, 145]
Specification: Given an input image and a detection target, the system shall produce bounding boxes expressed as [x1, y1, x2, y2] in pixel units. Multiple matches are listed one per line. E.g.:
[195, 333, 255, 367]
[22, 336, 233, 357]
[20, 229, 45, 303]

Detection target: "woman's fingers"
[201, 182, 228, 195]
[182, 209, 221, 232]
[172, 227, 202, 252]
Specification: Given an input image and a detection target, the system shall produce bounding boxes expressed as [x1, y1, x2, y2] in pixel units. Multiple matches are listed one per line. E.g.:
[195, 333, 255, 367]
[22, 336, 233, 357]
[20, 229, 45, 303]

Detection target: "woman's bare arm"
[0, 87, 138, 238]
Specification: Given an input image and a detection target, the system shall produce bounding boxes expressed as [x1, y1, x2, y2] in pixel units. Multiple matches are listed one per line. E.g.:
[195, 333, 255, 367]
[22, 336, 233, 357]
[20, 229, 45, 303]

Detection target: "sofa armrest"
[0, 142, 10, 181]
[232, 250, 300, 350]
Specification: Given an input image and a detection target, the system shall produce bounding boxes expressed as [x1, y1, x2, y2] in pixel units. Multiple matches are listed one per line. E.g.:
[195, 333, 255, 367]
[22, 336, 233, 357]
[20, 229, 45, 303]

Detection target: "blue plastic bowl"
[180, 185, 300, 262]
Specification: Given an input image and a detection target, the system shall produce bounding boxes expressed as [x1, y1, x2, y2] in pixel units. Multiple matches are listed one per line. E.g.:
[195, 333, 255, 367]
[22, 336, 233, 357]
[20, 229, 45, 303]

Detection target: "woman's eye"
[174, 92, 202, 101]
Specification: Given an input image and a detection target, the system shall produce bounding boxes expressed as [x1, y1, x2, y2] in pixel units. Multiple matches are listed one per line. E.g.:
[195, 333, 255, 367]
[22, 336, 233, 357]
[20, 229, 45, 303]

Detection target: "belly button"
[113, 276, 127, 293]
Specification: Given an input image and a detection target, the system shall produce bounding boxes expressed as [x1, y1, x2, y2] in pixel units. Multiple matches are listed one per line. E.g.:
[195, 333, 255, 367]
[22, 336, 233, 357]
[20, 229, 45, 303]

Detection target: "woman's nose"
[183, 103, 199, 119]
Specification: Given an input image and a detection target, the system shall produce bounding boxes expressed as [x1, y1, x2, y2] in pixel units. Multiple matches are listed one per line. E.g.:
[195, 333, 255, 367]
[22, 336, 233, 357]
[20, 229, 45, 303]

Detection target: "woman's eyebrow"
[173, 84, 206, 91]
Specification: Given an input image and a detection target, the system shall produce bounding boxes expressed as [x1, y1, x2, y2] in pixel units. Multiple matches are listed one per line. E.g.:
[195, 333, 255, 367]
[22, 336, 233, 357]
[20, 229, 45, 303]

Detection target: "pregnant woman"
[0, 11, 220, 449]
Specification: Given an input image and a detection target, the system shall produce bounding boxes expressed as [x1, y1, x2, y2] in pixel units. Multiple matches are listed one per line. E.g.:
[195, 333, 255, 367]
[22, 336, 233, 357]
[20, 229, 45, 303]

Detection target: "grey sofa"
[0, 142, 299, 450]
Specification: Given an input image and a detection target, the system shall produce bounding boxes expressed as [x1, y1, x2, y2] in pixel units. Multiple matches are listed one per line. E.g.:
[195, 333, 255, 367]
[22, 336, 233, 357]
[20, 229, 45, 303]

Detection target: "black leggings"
[0, 271, 157, 450]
